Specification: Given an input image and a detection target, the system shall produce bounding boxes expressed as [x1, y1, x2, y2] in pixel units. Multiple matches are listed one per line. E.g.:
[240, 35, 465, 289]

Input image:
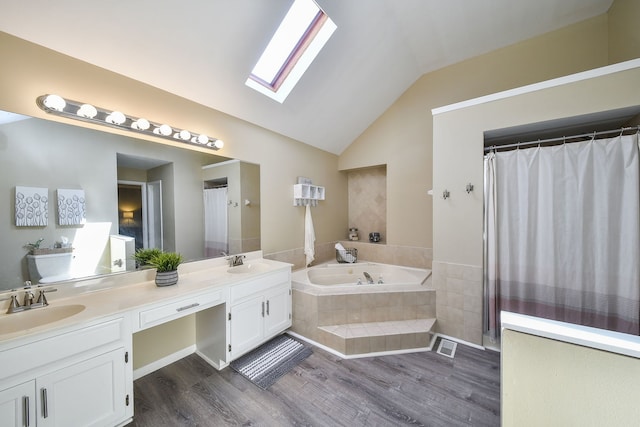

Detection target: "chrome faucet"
[363, 272, 374, 284]
[3, 284, 57, 314]
[23, 289, 35, 308]
[228, 254, 245, 267]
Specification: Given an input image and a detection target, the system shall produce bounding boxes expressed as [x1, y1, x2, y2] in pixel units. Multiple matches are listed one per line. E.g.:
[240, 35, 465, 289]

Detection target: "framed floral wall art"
[57, 188, 86, 225]
[15, 186, 48, 227]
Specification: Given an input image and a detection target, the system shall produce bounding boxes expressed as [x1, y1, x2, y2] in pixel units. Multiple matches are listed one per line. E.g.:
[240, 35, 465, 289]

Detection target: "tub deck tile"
[318, 318, 437, 355]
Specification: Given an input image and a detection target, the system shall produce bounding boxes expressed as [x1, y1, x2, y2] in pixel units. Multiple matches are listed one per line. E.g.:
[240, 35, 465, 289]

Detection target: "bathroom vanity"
[0, 252, 292, 427]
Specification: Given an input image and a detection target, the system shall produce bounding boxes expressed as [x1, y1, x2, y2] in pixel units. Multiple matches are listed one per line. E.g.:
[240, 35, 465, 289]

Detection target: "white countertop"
[501, 311, 640, 359]
[0, 253, 291, 345]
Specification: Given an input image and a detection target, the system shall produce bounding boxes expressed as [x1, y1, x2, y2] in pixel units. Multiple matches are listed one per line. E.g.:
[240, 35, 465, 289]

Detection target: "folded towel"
[304, 205, 315, 267]
[335, 242, 346, 251]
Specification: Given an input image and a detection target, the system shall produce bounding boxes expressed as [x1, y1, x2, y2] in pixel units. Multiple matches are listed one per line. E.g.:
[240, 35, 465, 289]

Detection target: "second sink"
[0, 304, 86, 335]
[227, 262, 271, 274]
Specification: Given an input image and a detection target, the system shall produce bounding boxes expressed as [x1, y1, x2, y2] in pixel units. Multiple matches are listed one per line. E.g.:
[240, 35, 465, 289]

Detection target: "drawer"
[0, 317, 125, 381]
[230, 269, 290, 304]
[138, 289, 224, 330]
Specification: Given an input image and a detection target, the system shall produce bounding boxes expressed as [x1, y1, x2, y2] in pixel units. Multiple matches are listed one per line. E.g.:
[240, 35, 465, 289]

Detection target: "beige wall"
[132, 315, 195, 370]
[502, 329, 640, 426]
[0, 31, 347, 368]
[339, 14, 609, 253]
[609, 0, 640, 64]
[3, 2, 637, 367]
[341, 2, 640, 344]
[432, 65, 640, 344]
[0, 31, 349, 259]
[240, 162, 261, 252]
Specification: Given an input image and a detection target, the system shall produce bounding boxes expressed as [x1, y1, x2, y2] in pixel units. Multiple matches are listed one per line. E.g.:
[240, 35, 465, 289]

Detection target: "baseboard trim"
[287, 331, 433, 360]
[288, 331, 491, 358]
[133, 345, 196, 380]
[195, 349, 228, 371]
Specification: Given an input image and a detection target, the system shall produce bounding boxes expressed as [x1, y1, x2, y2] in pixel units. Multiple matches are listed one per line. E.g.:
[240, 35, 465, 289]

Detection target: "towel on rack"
[304, 205, 315, 267]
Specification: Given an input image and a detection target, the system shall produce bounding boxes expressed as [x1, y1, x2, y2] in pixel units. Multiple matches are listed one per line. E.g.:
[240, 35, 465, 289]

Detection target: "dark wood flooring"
[126, 337, 500, 427]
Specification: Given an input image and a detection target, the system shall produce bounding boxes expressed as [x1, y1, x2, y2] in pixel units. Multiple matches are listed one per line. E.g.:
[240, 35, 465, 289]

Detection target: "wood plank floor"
[126, 337, 500, 427]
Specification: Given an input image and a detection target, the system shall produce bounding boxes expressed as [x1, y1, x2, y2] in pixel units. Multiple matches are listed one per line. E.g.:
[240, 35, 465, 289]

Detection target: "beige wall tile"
[400, 333, 417, 349]
[386, 334, 402, 350]
[348, 167, 387, 243]
[370, 336, 387, 352]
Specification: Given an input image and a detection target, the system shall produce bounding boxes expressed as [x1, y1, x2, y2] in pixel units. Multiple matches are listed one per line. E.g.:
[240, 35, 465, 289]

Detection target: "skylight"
[246, 0, 336, 103]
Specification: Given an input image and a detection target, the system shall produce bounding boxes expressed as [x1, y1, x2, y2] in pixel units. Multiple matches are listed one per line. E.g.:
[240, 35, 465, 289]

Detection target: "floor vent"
[436, 339, 457, 358]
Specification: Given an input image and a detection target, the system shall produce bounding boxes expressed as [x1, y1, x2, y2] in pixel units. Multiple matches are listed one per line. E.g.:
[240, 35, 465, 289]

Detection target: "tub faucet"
[363, 272, 374, 284]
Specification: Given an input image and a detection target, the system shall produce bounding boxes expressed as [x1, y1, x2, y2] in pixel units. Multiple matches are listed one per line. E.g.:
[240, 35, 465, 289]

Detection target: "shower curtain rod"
[484, 125, 640, 153]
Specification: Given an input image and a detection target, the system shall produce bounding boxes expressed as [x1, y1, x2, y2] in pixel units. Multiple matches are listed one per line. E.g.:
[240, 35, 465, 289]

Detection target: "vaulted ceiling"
[0, 0, 613, 154]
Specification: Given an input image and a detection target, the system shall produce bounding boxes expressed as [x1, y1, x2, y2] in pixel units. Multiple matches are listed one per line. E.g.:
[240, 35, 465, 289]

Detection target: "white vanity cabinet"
[228, 269, 291, 360]
[0, 381, 35, 427]
[0, 316, 132, 427]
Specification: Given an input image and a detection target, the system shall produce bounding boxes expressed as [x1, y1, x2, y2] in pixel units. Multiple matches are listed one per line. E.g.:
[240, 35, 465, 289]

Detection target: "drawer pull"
[23, 396, 30, 427]
[41, 388, 48, 418]
[176, 302, 200, 312]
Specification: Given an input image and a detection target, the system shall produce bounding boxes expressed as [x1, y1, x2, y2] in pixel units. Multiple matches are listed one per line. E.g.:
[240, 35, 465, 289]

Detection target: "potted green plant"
[148, 251, 183, 287]
[24, 238, 45, 255]
[133, 248, 163, 269]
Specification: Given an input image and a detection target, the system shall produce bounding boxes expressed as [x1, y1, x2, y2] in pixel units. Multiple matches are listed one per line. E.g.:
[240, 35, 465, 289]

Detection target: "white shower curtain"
[485, 134, 640, 337]
[204, 187, 228, 257]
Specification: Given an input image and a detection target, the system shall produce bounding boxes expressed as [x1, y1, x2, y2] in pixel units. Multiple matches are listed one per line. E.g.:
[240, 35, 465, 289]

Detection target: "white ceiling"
[0, 0, 613, 154]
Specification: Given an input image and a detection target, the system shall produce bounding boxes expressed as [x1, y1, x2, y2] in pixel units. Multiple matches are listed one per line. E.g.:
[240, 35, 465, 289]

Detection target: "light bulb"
[106, 111, 126, 125]
[157, 124, 172, 136]
[43, 94, 66, 112]
[178, 130, 191, 140]
[213, 139, 224, 149]
[197, 134, 209, 144]
[132, 118, 150, 130]
[77, 104, 97, 118]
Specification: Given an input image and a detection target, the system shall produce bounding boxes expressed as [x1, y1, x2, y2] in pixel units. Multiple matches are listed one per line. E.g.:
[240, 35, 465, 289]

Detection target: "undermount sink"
[0, 304, 86, 335]
[227, 262, 271, 274]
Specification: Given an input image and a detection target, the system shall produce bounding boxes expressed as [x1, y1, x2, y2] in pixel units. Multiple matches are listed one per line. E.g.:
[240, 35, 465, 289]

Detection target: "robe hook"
[466, 183, 474, 194]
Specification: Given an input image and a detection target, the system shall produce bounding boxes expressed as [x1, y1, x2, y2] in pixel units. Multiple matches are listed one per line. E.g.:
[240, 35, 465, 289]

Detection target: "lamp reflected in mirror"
[122, 211, 134, 225]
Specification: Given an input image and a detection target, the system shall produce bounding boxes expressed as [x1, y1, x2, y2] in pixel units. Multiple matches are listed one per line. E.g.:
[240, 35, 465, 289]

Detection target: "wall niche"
[347, 165, 387, 244]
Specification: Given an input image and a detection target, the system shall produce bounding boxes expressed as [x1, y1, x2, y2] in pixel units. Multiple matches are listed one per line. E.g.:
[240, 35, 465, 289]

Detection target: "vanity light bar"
[36, 94, 224, 150]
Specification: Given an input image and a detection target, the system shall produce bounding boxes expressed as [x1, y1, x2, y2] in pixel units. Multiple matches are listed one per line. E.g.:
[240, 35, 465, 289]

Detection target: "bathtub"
[292, 262, 431, 292]
[290, 262, 436, 356]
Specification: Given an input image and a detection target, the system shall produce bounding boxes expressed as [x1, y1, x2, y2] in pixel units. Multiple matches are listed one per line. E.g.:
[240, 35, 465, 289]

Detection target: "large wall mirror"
[0, 111, 260, 291]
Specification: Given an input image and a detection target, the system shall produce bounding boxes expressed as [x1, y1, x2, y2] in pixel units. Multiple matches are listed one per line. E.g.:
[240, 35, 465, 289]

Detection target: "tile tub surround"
[265, 241, 432, 271]
[431, 261, 483, 346]
[291, 269, 436, 356]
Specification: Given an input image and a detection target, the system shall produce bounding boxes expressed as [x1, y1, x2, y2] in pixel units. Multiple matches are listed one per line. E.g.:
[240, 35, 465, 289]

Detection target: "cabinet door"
[0, 381, 35, 427]
[38, 348, 127, 427]
[230, 295, 265, 359]
[264, 283, 291, 338]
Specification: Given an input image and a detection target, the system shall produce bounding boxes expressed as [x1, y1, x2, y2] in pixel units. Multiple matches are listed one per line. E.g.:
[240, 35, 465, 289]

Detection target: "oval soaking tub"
[295, 262, 431, 289]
